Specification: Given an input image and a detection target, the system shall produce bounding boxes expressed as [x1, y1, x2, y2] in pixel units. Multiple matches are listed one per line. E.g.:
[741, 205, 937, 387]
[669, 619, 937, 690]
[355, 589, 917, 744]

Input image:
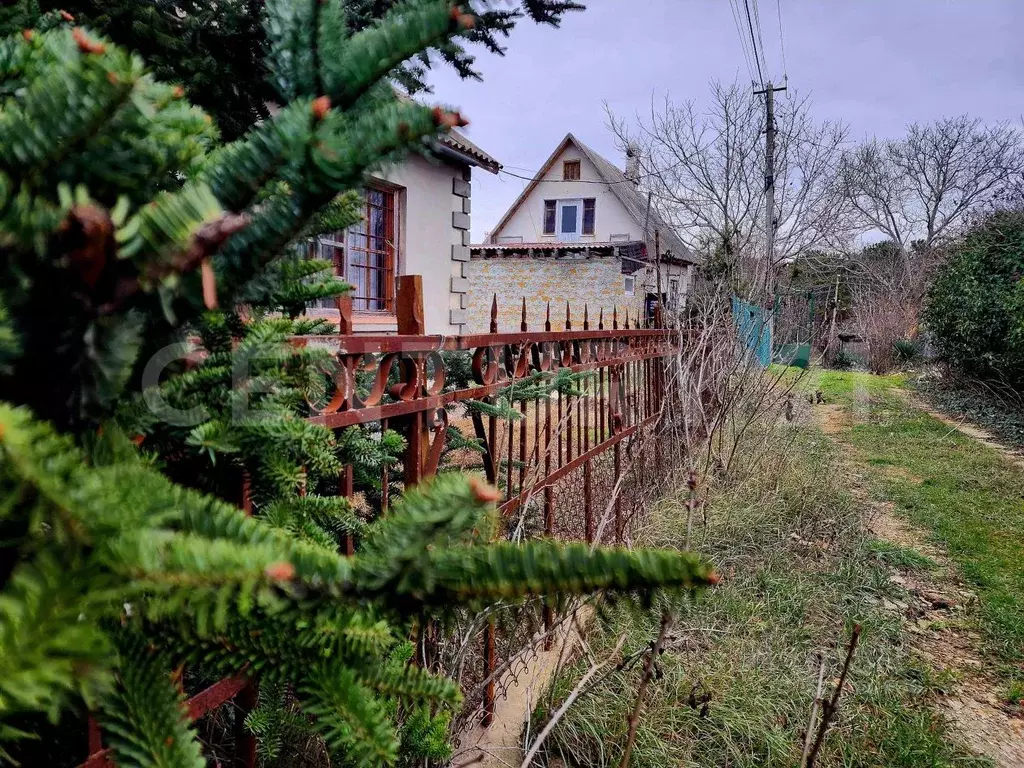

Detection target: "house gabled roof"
[487, 132, 698, 264]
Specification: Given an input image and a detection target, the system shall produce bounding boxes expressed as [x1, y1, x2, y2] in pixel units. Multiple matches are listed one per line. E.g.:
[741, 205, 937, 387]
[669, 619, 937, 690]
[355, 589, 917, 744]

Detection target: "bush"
[831, 350, 857, 370]
[893, 339, 919, 365]
[924, 210, 1024, 387]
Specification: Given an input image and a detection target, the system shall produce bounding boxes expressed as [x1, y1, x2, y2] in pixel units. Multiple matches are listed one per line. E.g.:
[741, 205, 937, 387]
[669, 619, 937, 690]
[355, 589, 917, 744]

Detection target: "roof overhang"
[432, 131, 501, 174]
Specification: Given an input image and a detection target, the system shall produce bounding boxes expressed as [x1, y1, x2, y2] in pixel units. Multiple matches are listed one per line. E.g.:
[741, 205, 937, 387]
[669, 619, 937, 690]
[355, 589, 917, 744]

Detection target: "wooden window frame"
[310, 185, 399, 313]
[543, 199, 556, 234]
[582, 198, 596, 235]
[562, 159, 581, 180]
[346, 186, 398, 313]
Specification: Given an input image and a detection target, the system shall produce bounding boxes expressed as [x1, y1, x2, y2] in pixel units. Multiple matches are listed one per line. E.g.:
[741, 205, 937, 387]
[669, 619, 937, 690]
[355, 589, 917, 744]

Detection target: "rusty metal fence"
[78, 276, 684, 767]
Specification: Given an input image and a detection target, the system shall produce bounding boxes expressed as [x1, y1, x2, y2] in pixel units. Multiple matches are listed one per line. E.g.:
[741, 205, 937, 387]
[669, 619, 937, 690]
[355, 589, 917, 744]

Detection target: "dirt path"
[815, 392, 1024, 767]
[452, 610, 589, 768]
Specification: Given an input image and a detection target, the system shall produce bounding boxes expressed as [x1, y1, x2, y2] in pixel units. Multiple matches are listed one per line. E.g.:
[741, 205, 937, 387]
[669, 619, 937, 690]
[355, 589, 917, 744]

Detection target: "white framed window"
[624, 276, 635, 296]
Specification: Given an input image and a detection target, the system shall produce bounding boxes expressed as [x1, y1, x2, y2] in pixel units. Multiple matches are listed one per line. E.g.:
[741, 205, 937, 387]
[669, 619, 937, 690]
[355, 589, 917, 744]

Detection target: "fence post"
[396, 276, 428, 486]
[335, 294, 353, 334]
[396, 275, 425, 335]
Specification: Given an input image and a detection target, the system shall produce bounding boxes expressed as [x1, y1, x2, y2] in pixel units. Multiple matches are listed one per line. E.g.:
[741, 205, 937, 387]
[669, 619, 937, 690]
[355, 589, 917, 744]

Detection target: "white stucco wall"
[375, 153, 467, 336]
[491, 145, 638, 244]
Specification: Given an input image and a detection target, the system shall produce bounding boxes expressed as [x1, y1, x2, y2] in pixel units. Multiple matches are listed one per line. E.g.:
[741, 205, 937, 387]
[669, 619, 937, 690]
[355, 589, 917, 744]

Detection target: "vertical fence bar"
[543, 306, 554, 646]
[482, 616, 496, 727]
[341, 464, 355, 555]
[233, 682, 258, 768]
[481, 293, 499, 724]
[380, 417, 389, 512]
[232, 476, 258, 768]
[519, 301, 528, 495]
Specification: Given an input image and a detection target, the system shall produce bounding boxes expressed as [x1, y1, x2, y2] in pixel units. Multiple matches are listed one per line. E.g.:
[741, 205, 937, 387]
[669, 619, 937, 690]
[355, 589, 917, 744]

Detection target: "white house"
[307, 129, 500, 334]
[465, 133, 698, 333]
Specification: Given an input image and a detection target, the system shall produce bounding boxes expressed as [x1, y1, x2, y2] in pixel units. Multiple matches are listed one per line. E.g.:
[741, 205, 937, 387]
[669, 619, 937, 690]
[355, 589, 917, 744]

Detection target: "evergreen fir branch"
[116, 182, 224, 265]
[263, 0, 319, 102]
[300, 189, 362, 238]
[398, 706, 452, 763]
[411, 541, 718, 604]
[292, 317, 338, 336]
[353, 474, 495, 593]
[465, 396, 523, 421]
[0, 28, 138, 177]
[319, 0, 463, 109]
[0, 554, 113, 728]
[357, 664, 461, 707]
[176, 498, 353, 586]
[445, 424, 484, 454]
[264, 494, 366, 542]
[197, 98, 312, 213]
[300, 663, 399, 767]
[212, 100, 447, 298]
[99, 632, 205, 768]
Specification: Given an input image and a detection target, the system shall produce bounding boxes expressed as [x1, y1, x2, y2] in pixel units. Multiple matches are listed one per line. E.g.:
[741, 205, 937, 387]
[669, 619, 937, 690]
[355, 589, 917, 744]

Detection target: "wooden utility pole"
[754, 80, 786, 299]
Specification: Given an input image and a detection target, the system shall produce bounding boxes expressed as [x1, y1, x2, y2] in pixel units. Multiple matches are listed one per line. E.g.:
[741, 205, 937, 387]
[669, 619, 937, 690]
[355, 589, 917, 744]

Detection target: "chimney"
[624, 143, 641, 187]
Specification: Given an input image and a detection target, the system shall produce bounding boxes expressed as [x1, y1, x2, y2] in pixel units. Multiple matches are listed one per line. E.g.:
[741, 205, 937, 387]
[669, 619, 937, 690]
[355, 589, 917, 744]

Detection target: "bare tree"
[608, 81, 853, 296]
[840, 115, 1024, 277]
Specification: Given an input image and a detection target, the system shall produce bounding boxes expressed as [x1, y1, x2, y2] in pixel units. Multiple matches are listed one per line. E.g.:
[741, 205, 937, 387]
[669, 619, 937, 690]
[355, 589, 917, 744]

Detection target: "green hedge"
[924, 210, 1024, 387]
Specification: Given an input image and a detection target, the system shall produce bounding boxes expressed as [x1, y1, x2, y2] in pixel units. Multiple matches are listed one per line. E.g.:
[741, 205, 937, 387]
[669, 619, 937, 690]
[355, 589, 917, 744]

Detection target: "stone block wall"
[464, 255, 649, 333]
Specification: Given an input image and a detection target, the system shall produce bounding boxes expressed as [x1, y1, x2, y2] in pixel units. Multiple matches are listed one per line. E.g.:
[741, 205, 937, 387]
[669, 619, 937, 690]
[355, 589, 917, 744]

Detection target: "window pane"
[563, 160, 580, 180]
[347, 186, 396, 311]
[543, 200, 556, 234]
[583, 198, 595, 235]
[560, 204, 578, 233]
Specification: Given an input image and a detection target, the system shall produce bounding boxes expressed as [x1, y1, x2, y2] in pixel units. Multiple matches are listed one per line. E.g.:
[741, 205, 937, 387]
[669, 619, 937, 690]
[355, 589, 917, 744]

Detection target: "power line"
[776, 0, 788, 80]
[742, 0, 765, 86]
[751, 0, 769, 78]
[727, 0, 758, 84]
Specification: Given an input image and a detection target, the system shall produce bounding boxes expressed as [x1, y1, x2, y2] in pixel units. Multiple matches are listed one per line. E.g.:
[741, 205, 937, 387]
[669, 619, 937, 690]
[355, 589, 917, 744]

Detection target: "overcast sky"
[426, 0, 1024, 242]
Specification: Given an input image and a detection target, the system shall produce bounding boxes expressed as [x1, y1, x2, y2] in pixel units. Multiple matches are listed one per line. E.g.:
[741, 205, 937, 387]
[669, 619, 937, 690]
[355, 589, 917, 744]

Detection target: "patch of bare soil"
[817, 404, 851, 435]
[452, 608, 590, 768]
[813, 400, 1024, 767]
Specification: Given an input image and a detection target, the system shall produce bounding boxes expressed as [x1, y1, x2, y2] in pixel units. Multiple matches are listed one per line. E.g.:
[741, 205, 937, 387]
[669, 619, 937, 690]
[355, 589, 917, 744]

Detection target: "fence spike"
[565, 300, 572, 330]
[624, 307, 630, 330]
[583, 303, 590, 330]
[545, 301, 551, 332]
[490, 293, 498, 334]
[521, 297, 528, 332]
[613, 305, 618, 330]
[598, 306, 605, 330]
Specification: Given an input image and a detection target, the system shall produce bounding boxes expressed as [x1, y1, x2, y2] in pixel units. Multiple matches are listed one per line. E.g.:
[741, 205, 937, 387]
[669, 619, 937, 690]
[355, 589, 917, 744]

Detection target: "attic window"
[562, 160, 581, 180]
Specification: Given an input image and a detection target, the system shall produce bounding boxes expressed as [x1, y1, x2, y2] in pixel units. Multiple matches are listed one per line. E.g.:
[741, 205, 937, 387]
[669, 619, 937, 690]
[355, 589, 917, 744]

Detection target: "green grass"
[811, 370, 906, 406]
[541, 421, 982, 767]
[863, 539, 938, 571]
[817, 372, 1024, 686]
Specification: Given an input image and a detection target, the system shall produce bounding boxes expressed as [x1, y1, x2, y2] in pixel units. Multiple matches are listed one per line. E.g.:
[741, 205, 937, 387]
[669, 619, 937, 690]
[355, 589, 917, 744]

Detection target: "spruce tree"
[0, 0, 584, 140]
[0, 5, 712, 766]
